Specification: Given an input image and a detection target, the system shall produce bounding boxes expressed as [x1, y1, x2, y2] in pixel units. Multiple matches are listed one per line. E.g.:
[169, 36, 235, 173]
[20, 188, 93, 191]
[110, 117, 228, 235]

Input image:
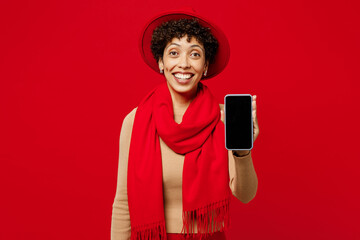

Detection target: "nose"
[178, 54, 190, 69]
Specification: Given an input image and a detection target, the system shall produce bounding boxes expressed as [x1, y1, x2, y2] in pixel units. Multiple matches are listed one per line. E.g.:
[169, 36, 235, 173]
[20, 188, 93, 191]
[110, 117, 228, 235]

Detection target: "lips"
[172, 72, 194, 84]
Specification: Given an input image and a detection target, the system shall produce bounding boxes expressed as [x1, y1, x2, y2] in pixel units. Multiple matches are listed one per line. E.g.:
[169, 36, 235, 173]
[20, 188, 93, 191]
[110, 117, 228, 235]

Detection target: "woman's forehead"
[165, 36, 204, 50]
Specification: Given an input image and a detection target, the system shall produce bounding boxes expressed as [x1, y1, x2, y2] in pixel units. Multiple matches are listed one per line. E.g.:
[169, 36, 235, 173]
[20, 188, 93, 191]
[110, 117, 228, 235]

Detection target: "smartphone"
[224, 94, 253, 150]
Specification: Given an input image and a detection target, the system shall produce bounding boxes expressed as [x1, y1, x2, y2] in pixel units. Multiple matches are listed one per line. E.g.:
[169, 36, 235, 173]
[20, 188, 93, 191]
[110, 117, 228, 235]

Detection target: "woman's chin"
[166, 80, 198, 96]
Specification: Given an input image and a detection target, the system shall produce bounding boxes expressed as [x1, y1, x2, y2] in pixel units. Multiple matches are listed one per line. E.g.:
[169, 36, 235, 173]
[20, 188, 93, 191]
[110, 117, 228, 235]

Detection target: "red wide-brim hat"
[139, 9, 230, 80]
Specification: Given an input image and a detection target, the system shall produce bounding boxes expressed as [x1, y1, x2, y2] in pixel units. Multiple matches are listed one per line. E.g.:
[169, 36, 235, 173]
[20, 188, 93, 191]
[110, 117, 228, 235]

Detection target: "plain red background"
[1, 0, 359, 239]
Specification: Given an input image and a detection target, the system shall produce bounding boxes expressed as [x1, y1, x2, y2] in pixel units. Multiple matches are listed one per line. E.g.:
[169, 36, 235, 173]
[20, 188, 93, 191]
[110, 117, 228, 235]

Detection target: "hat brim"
[139, 10, 230, 80]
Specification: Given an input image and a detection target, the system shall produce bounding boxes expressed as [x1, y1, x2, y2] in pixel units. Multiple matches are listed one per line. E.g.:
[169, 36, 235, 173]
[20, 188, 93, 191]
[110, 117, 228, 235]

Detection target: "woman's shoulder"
[122, 107, 138, 130]
[125, 107, 138, 120]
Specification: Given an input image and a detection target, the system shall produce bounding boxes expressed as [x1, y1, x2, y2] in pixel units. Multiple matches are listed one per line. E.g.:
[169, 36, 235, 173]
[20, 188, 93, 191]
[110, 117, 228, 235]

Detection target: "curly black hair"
[150, 18, 218, 64]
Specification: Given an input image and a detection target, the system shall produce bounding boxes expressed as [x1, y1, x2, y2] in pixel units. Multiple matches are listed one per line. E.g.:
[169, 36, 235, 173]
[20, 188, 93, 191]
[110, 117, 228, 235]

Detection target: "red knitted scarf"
[127, 82, 231, 240]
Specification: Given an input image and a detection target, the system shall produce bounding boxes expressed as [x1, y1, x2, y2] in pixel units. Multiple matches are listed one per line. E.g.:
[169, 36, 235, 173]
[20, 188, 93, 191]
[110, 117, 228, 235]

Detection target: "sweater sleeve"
[111, 107, 137, 240]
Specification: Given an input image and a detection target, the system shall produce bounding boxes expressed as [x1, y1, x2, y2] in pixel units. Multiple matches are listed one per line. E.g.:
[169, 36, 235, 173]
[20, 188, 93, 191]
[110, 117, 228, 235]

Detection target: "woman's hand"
[220, 95, 259, 143]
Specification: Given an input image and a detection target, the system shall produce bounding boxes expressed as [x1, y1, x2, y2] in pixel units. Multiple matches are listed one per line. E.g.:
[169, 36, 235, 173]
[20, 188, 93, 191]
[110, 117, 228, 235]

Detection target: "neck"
[166, 82, 199, 122]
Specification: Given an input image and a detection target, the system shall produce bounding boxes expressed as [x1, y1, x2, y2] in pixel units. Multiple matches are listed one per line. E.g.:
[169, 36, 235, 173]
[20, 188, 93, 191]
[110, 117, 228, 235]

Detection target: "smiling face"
[158, 35, 208, 99]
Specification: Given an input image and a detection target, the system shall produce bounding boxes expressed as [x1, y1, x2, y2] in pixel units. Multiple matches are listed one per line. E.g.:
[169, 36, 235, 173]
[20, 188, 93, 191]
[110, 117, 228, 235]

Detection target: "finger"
[253, 116, 259, 140]
[253, 116, 259, 138]
[252, 95, 258, 123]
[220, 109, 225, 123]
[252, 98, 259, 137]
[253, 112, 258, 127]
[252, 95, 257, 111]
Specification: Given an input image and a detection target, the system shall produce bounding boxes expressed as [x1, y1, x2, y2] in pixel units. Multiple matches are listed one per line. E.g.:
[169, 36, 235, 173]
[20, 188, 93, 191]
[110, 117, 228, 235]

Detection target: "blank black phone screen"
[225, 95, 253, 150]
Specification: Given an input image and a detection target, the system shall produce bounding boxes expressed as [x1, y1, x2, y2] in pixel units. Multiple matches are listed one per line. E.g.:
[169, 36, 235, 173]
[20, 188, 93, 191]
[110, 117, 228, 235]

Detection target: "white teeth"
[174, 73, 192, 79]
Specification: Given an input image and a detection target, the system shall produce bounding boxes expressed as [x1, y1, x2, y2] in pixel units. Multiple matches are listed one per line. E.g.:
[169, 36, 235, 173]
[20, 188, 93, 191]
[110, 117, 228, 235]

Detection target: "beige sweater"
[111, 105, 253, 240]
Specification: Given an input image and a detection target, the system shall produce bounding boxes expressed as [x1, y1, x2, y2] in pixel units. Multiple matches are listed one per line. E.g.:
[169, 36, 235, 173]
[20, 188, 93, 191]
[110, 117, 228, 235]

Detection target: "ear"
[204, 61, 209, 72]
[158, 58, 164, 71]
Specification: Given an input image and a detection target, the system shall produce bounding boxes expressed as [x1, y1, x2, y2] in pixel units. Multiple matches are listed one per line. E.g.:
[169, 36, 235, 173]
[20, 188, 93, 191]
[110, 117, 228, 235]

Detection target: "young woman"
[111, 10, 259, 240]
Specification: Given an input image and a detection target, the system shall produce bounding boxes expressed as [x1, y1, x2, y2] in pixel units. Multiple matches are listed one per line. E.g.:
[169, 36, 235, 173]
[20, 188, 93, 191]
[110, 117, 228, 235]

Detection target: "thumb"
[220, 109, 225, 123]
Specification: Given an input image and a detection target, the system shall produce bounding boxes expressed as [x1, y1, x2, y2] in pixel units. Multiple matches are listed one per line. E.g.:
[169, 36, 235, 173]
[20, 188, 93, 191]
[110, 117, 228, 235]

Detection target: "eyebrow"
[165, 43, 205, 52]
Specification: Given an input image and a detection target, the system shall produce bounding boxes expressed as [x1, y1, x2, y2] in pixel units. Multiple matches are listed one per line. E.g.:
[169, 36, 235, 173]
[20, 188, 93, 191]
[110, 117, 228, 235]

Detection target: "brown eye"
[169, 51, 178, 56]
[191, 52, 201, 57]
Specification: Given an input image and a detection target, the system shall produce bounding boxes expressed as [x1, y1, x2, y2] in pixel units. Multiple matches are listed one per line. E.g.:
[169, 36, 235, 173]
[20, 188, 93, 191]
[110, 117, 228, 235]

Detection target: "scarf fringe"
[181, 198, 230, 239]
[131, 219, 167, 240]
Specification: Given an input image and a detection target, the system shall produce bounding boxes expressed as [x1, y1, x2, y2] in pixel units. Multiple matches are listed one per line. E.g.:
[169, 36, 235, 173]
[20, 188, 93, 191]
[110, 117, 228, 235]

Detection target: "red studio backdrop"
[1, 0, 359, 239]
